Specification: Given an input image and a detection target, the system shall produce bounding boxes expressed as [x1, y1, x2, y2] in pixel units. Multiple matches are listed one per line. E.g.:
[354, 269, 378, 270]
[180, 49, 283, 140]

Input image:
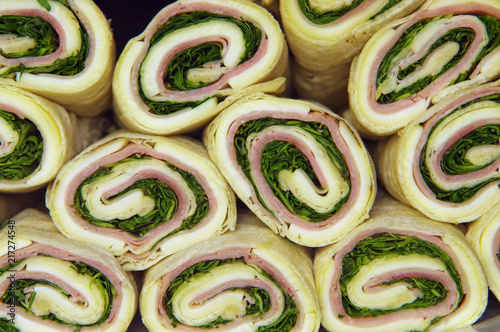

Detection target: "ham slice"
[375, 81, 500, 223]
[112, 0, 288, 135]
[203, 92, 376, 247]
[314, 193, 488, 332]
[0, 209, 137, 332]
[0, 0, 115, 116]
[140, 209, 320, 331]
[347, 0, 500, 136]
[46, 131, 237, 271]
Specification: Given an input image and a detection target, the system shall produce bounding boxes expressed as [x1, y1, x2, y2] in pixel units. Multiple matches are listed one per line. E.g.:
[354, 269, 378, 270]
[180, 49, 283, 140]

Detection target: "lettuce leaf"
[73, 155, 209, 238]
[0, 110, 43, 181]
[0, 318, 19, 332]
[140, 11, 262, 115]
[340, 232, 462, 326]
[234, 118, 351, 222]
[298, 0, 403, 25]
[419, 95, 500, 203]
[163, 258, 298, 331]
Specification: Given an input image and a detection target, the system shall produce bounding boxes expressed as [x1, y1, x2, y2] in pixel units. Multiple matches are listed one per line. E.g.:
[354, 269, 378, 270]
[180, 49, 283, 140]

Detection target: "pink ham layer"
[226, 110, 363, 230]
[366, 4, 500, 114]
[130, 1, 270, 105]
[0, 243, 126, 331]
[326, 227, 469, 328]
[62, 143, 218, 254]
[411, 86, 500, 207]
[154, 248, 306, 331]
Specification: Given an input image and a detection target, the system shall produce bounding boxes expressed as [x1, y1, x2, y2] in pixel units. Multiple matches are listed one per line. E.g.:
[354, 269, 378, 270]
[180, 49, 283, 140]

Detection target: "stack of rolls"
[314, 193, 488, 332]
[0, 209, 137, 331]
[203, 92, 376, 247]
[112, 0, 288, 135]
[0, 0, 115, 116]
[374, 81, 500, 223]
[46, 131, 237, 271]
[280, 0, 426, 111]
[140, 209, 321, 331]
[347, 0, 500, 137]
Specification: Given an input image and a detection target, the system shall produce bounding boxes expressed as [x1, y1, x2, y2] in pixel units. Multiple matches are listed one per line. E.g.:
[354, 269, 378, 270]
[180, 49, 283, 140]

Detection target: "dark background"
[93, 0, 176, 55]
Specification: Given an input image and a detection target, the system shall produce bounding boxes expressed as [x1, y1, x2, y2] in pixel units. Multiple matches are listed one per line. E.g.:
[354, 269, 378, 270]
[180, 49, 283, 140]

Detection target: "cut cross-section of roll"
[113, 0, 288, 135]
[348, 0, 500, 136]
[0, 0, 115, 116]
[375, 81, 500, 223]
[314, 193, 488, 332]
[466, 200, 500, 303]
[140, 209, 320, 332]
[203, 93, 376, 247]
[0, 84, 75, 193]
[0, 209, 137, 332]
[280, 0, 425, 111]
[46, 131, 237, 271]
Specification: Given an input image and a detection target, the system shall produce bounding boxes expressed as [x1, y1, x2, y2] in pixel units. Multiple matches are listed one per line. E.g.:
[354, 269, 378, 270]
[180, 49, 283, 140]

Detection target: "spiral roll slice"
[280, 0, 425, 110]
[314, 194, 487, 332]
[113, 0, 288, 135]
[0, 0, 115, 116]
[140, 210, 320, 332]
[0, 84, 75, 193]
[203, 93, 376, 247]
[375, 81, 500, 223]
[348, 0, 500, 136]
[466, 200, 500, 302]
[46, 131, 236, 271]
[0, 209, 137, 332]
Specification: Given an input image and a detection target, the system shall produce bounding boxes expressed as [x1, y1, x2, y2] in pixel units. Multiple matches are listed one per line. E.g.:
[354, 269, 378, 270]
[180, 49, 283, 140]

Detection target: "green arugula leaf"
[0, 110, 43, 181]
[297, 0, 403, 25]
[0, 318, 19, 332]
[37, 0, 51, 11]
[234, 118, 351, 222]
[340, 232, 462, 329]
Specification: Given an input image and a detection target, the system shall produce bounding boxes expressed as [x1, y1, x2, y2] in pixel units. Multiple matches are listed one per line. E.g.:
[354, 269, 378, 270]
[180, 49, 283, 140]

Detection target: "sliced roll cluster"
[113, 0, 288, 135]
[204, 93, 376, 247]
[375, 82, 500, 223]
[0, 84, 75, 193]
[0, 209, 137, 331]
[46, 131, 236, 271]
[0, 0, 115, 116]
[466, 200, 500, 302]
[348, 0, 500, 136]
[140, 210, 320, 331]
[314, 194, 488, 332]
[281, 0, 425, 110]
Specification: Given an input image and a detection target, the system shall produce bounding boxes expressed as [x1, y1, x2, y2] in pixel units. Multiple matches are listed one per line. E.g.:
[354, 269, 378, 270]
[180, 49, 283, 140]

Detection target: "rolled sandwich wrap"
[203, 93, 376, 247]
[46, 131, 237, 271]
[348, 0, 500, 136]
[113, 0, 288, 135]
[314, 193, 488, 332]
[0, 209, 137, 332]
[281, 0, 425, 110]
[140, 209, 320, 332]
[375, 81, 500, 223]
[0, 0, 115, 116]
[0, 84, 75, 193]
[466, 200, 500, 303]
